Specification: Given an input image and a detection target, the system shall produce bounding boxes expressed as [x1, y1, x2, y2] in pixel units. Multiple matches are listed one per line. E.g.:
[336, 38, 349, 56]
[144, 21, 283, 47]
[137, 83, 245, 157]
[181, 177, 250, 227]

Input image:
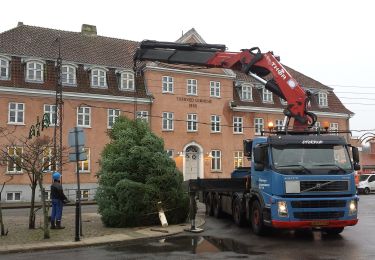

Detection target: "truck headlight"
[278, 201, 288, 217]
[348, 200, 357, 216]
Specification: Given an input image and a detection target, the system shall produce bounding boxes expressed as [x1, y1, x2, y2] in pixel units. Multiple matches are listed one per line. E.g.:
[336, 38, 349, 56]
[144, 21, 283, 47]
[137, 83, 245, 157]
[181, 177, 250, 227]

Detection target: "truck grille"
[300, 181, 348, 192]
[291, 200, 346, 208]
[294, 211, 344, 220]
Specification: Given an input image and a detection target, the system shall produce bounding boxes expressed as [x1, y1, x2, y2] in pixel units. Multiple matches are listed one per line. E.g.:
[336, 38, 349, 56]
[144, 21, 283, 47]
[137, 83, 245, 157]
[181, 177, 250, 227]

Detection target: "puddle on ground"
[107, 235, 266, 256]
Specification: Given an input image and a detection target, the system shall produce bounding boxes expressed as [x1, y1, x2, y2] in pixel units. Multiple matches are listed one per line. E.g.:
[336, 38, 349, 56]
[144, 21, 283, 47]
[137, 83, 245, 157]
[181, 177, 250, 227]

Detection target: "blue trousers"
[51, 199, 63, 222]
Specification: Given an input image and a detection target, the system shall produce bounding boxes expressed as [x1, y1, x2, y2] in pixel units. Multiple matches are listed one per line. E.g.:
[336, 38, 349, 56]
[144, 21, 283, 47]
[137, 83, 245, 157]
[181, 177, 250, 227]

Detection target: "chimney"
[81, 24, 97, 36]
[17, 21, 24, 27]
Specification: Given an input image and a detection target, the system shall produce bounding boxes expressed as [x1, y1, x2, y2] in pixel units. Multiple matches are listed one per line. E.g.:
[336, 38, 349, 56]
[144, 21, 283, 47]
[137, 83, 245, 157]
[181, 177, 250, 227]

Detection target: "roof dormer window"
[26, 60, 44, 82]
[318, 91, 328, 107]
[0, 56, 11, 80]
[62, 64, 77, 86]
[91, 68, 107, 88]
[120, 71, 134, 91]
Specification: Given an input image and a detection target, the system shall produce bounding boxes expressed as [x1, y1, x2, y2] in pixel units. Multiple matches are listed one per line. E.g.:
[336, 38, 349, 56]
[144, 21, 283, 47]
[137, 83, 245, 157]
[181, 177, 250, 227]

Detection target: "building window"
[6, 192, 21, 201]
[120, 71, 134, 91]
[91, 68, 107, 88]
[8, 102, 25, 124]
[275, 119, 284, 131]
[77, 107, 91, 127]
[187, 79, 197, 95]
[78, 148, 90, 172]
[44, 104, 58, 126]
[318, 92, 328, 107]
[234, 151, 243, 168]
[187, 113, 198, 132]
[108, 109, 120, 129]
[233, 116, 243, 133]
[77, 189, 90, 200]
[280, 98, 287, 105]
[0, 57, 10, 80]
[210, 81, 221, 98]
[7, 147, 23, 173]
[43, 147, 56, 172]
[240, 84, 252, 101]
[211, 150, 221, 171]
[62, 65, 77, 85]
[262, 88, 273, 103]
[254, 118, 264, 135]
[166, 149, 174, 158]
[136, 111, 149, 122]
[330, 123, 339, 135]
[162, 112, 174, 131]
[211, 115, 221, 133]
[162, 76, 174, 93]
[26, 61, 44, 82]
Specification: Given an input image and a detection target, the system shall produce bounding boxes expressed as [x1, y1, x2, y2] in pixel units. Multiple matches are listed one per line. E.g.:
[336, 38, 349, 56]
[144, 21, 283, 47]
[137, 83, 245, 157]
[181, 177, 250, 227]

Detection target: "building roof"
[0, 24, 138, 69]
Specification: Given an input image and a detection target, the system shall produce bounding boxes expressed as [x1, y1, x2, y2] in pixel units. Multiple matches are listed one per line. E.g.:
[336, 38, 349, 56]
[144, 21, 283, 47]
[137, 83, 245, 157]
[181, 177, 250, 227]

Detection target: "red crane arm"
[134, 40, 316, 130]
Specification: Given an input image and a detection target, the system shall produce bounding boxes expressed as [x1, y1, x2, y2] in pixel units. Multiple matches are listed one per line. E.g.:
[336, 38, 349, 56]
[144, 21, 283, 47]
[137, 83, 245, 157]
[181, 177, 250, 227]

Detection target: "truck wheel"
[205, 193, 214, 216]
[213, 194, 222, 218]
[233, 198, 246, 227]
[251, 200, 266, 235]
[364, 187, 370, 195]
[323, 227, 344, 235]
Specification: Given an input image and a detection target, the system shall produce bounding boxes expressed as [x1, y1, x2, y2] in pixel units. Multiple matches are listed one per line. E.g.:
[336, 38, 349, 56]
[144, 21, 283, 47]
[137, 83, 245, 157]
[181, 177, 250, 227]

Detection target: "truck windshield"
[271, 144, 352, 175]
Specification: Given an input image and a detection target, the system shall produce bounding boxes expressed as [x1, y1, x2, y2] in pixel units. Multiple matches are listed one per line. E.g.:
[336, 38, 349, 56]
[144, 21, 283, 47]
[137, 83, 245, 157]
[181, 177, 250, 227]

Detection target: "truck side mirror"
[352, 147, 360, 163]
[254, 146, 266, 171]
[243, 139, 253, 159]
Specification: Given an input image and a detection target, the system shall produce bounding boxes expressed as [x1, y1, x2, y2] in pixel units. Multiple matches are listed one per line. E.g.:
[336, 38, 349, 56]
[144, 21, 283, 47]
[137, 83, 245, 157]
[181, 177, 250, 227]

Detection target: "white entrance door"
[185, 145, 199, 181]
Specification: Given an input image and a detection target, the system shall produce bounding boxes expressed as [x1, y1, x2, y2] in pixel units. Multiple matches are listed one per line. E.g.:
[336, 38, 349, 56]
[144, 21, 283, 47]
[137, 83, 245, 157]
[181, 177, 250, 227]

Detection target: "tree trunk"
[0, 198, 4, 236]
[38, 178, 50, 239]
[29, 182, 37, 229]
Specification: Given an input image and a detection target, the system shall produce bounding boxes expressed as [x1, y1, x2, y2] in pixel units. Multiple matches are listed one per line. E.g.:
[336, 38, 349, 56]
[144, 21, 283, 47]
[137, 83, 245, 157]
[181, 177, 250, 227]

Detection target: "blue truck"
[199, 133, 359, 235]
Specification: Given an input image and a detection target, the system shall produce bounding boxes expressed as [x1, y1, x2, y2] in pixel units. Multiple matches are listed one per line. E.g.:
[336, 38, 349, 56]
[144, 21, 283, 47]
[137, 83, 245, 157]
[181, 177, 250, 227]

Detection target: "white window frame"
[26, 60, 44, 82]
[240, 84, 252, 101]
[43, 147, 56, 172]
[234, 151, 244, 168]
[233, 116, 243, 134]
[275, 119, 284, 131]
[44, 104, 58, 126]
[262, 88, 273, 103]
[7, 147, 23, 174]
[318, 92, 328, 107]
[162, 76, 174, 93]
[162, 112, 174, 131]
[166, 149, 174, 158]
[210, 81, 221, 98]
[211, 115, 221, 133]
[61, 64, 77, 86]
[0, 56, 10, 80]
[120, 71, 135, 91]
[211, 150, 222, 171]
[136, 111, 149, 122]
[6, 191, 21, 201]
[77, 106, 91, 128]
[187, 79, 198, 95]
[107, 109, 120, 129]
[187, 113, 198, 132]
[8, 102, 25, 125]
[254, 118, 264, 135]
[330, 122, 339, 135]
[314, 121, 321, 131]
[91, 68, 107, 88]
[78, 148, 90, 173]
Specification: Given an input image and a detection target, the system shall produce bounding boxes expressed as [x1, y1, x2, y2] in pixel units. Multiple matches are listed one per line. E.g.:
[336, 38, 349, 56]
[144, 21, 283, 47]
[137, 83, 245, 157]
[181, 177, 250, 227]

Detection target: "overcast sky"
[1, 0, 375, 137]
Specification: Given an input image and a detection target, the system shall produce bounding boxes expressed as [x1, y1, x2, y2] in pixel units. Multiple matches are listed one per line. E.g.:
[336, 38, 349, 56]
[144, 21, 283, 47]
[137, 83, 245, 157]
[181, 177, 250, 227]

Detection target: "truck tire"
[323, 227, 344, 235]
[213, 194, 222, 218]
[251, 200, 267, 235]
[205, 193, 214, 216]
[233, 198, 246, 227]
[364, 187, 370, 195]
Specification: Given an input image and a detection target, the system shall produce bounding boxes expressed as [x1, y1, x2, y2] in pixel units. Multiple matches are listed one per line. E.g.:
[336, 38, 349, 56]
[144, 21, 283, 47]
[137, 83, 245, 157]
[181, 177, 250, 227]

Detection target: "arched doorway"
[184, 144, 202, 181]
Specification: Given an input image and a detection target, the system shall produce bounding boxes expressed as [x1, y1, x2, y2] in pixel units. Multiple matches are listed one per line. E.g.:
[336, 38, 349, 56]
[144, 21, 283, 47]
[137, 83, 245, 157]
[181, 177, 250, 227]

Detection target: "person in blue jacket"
[50, 172, 68, 229]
